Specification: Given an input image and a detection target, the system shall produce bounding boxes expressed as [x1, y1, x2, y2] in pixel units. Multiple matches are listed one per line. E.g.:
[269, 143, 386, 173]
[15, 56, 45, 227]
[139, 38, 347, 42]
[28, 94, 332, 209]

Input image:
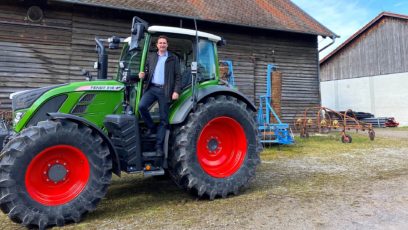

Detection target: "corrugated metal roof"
[320, 12, 408, 64]
[53, 0, 335, 37]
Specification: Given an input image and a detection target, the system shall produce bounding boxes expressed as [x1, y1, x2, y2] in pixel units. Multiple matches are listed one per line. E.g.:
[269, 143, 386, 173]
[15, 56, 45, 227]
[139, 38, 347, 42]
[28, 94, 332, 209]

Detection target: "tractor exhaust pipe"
[95, 38, 108, 79]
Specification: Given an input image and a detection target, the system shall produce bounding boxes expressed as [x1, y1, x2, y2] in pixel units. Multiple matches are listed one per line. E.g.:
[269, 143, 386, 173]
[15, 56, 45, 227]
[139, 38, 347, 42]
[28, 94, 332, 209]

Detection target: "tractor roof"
[148, 26, 222, 42]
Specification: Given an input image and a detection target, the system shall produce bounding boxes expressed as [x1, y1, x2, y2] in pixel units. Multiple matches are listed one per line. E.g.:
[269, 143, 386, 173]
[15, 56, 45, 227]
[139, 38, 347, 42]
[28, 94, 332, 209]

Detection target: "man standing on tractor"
[138, 35, 181, 155]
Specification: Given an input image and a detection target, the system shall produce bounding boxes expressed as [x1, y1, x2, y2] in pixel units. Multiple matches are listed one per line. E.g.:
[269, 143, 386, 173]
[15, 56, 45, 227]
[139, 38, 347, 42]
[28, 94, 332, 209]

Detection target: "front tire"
[169, 96, 261, 199]
[0, 120, 112, 229]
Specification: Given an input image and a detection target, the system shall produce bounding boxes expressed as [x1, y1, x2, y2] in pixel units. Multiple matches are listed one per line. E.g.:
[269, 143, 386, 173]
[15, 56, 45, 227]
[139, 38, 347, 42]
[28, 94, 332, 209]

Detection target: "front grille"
[71, 105, 88, 114]
[70, 93, 95, 115]
[79, 94, 95, 103]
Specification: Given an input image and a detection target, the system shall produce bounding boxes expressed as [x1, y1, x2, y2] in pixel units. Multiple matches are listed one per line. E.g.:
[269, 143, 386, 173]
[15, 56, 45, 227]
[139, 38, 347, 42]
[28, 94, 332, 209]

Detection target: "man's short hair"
[156, 35, 168, 44]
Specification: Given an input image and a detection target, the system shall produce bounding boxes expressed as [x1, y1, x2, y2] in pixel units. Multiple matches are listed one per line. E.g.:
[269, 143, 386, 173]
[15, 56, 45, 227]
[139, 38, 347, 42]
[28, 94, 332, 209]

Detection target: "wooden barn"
[320, 12, 408, 126]
[0, 0, 335, 124]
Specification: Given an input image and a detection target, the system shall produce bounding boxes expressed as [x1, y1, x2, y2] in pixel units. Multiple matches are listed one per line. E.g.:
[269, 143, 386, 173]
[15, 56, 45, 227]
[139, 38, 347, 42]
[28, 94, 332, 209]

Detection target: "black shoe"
[156, 148, 164, 156]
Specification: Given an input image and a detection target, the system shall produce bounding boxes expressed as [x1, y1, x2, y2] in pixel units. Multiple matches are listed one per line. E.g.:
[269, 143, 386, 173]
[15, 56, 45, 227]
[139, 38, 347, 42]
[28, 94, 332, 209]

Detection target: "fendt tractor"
[0, 17, 261, 228]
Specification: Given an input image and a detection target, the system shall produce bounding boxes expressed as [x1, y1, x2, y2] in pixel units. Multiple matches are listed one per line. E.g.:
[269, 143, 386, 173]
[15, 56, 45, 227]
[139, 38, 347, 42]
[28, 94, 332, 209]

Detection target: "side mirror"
[130, 16, 149, 51]
[129, 24, 144, 51]
[108, 36, 121, 49]
[217, 38, 227, 47]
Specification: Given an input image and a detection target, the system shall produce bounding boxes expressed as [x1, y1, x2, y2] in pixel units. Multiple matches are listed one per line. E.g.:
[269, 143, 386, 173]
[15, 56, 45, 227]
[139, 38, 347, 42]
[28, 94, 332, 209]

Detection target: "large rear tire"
[0, 120, 112, 229]
[169, 96, 261, 199]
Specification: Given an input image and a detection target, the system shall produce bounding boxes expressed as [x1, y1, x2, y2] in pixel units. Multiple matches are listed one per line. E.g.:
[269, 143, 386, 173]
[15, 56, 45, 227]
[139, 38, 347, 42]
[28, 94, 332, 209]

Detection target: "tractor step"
[143, 168, 165, 177]
[125, 165, 143, 173]
[142, 151, 162, 157]
[140, 138, 157, 153]
[125, 165, 165, 176]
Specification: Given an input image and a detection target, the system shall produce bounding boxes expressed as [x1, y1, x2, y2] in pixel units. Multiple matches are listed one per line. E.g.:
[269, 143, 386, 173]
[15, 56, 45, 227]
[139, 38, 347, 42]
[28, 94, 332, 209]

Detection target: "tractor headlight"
[10, 85, 61, 110]
[14, 112, 24, 125]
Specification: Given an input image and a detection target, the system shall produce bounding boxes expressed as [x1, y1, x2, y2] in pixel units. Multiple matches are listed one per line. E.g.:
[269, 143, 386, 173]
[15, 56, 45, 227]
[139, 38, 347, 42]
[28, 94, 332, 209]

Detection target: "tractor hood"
[10, 85, 65, 111]
[10, 80, 125, 132]
[10, 81, 125, 111]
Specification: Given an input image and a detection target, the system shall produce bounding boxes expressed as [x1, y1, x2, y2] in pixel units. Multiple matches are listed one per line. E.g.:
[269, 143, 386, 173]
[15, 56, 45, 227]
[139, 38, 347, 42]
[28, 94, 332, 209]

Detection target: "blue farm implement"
[257, 64, 293, 145]
[218, 61, 293, 145]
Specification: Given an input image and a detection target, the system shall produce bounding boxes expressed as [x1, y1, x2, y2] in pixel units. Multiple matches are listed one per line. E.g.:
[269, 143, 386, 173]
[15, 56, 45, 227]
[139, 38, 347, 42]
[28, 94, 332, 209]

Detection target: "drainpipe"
[318, 35, 336, 53]
[317, 35, 336, 107]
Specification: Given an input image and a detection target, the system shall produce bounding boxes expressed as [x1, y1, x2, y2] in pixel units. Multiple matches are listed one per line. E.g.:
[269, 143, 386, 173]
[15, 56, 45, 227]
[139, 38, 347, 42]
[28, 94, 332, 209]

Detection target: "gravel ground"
[1, 131, 408, 230]
[373, 128, 408, 139]
[251, 147, 408, 230]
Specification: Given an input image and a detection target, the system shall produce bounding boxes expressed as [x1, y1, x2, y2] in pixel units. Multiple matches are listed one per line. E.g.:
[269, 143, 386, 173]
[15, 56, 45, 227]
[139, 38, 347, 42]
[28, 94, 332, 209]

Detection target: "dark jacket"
[144, 51, 181, 102]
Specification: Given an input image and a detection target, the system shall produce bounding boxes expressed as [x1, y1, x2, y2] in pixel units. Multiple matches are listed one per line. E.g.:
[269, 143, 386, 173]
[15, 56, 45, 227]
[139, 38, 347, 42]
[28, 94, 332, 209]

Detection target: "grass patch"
[261, 132, 408, 161]
[395, 126, 408, 131]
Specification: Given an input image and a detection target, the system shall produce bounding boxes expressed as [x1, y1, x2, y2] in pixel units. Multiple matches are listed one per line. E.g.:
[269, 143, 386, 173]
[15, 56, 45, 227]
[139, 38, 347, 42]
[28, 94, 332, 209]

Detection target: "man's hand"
[138, 72, 145, 79]
[172, 92, 179, 100]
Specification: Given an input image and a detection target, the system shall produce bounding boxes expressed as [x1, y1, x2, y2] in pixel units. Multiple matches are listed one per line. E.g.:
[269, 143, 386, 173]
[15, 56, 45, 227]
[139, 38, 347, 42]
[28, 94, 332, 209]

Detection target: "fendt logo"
[75, 85, 124, 91]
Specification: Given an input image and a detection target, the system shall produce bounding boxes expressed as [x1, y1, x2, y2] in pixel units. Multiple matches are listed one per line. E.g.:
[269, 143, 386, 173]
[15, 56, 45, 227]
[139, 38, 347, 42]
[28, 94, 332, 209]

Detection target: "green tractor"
[0, 17, 261, 228]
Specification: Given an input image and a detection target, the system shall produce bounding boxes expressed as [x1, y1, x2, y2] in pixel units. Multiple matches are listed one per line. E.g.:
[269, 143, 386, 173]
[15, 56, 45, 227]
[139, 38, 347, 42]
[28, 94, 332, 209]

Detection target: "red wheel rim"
[197, 116, 247, 178]
[25, 145, 90, 206]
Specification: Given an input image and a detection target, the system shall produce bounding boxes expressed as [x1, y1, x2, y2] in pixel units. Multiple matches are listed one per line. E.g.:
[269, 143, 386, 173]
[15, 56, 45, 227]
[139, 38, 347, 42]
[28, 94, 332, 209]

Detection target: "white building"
[320, 12, 408, 126]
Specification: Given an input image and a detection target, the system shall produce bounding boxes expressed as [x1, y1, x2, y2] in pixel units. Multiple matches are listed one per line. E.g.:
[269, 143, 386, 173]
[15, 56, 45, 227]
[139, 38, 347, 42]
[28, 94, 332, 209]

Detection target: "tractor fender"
[47, 112, 121, 176]
[171, 85, 256, 125]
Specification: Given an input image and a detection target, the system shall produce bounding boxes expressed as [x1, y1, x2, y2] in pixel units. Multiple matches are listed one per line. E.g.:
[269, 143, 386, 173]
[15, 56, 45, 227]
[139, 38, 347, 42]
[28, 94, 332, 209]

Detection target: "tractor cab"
[116, 25, 223, 82]
[111, 23, 224, 115]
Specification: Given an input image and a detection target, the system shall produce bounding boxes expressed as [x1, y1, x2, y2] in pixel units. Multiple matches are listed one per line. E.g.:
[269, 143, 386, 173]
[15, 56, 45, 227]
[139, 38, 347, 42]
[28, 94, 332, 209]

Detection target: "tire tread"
[0, 119, 112, 229]
[168, 96, 261, 199]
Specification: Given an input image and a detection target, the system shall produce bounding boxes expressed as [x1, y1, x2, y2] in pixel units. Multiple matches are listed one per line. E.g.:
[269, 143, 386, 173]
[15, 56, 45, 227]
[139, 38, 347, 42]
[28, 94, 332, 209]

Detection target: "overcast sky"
[291, 0, 408, 59]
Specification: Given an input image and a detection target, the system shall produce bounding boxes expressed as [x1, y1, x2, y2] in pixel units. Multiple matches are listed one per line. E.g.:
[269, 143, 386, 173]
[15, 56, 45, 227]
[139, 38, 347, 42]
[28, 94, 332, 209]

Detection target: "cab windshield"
[116, 37, 146, 81]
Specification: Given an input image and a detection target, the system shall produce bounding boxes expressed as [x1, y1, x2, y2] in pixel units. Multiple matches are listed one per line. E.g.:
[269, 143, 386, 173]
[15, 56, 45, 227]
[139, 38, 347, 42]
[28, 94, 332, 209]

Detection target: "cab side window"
[198, 40, 216, 81]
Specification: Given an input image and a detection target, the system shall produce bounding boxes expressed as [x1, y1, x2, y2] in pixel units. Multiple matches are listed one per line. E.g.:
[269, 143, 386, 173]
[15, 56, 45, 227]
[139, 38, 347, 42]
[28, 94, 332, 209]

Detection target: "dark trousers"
[138, 86, 169, 150]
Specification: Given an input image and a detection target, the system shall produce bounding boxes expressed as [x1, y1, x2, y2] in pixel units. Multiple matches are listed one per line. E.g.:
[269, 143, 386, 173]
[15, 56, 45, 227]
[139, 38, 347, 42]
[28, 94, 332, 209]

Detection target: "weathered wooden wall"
[0, 1, 320, 124]
[321, 17, 408, 82]
[215, 30, 319, 123]
[0, 3, 72, 108]
[0, 2, 130, 109]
